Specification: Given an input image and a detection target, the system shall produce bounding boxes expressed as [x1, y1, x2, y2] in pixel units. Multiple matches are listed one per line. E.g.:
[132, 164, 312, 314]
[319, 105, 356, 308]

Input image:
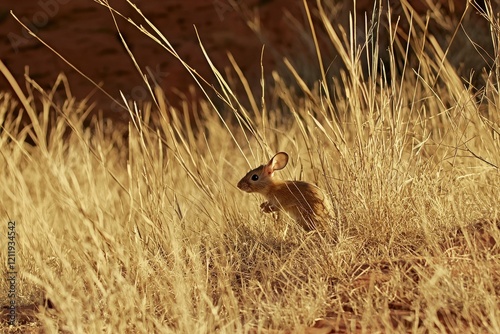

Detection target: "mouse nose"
[237, 180, 248, 191]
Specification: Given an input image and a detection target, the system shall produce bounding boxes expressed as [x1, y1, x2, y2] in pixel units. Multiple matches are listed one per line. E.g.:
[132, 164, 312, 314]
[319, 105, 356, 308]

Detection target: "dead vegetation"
[0, 1, 499, 333]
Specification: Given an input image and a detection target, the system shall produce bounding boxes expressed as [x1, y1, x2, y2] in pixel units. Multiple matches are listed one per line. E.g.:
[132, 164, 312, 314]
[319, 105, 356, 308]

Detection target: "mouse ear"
[268, 152, 289, 171]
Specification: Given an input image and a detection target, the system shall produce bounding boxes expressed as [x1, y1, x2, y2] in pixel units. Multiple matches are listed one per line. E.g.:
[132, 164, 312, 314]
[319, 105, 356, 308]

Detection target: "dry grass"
[0, 1, 499, 333]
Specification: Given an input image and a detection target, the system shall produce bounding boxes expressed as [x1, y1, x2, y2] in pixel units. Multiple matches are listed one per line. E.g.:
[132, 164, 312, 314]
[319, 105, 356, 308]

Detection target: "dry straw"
[0, 0, 499, 332]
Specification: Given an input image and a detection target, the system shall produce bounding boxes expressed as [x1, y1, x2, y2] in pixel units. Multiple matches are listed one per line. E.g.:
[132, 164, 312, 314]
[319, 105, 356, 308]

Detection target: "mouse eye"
[251, 174, 259, 181]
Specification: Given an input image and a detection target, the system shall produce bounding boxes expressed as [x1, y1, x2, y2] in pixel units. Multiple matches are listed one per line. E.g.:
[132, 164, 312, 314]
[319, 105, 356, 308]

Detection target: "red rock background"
[0, 0, 494, 122]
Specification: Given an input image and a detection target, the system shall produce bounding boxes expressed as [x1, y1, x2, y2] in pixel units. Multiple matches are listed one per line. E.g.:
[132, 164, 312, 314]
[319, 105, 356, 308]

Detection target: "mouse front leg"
[260, 201, 279, 213]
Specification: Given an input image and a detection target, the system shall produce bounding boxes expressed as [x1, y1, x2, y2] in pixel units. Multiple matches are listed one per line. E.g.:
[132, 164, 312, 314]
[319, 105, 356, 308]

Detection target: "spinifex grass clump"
[0, 1, 499, 333]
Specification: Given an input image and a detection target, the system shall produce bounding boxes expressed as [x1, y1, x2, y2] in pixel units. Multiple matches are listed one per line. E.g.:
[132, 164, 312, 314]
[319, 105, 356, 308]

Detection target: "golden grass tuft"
[0, 1, 499, 333]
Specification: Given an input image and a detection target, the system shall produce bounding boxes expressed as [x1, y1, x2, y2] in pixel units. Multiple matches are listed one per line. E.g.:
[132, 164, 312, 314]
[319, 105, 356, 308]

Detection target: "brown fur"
[237, 152, 330, 231]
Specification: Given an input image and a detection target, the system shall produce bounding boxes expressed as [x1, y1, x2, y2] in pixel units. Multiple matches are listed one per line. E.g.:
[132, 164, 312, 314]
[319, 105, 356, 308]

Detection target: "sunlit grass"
[0, 1, 499, 333]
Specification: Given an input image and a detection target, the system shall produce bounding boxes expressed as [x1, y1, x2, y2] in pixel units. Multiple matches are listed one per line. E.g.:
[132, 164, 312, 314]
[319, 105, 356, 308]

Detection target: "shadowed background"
[0, 0, 493, 123]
